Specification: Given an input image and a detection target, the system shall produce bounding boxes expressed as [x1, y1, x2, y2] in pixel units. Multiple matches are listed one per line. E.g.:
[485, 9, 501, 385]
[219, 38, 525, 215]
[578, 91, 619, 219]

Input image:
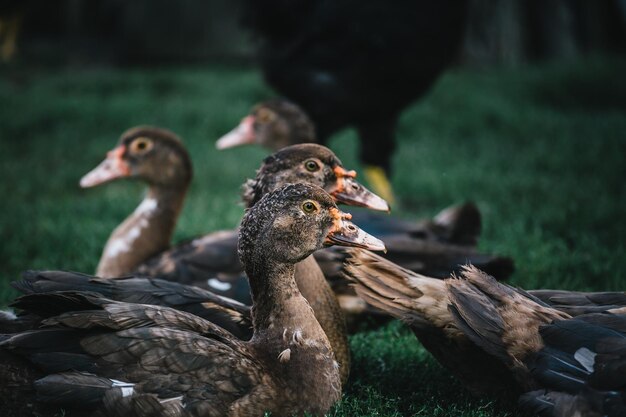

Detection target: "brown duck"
[80, 126, 193, 279]
[342, 249, 626, 404]
[0, 183, 386, 417]
[80, 131, 388, 385]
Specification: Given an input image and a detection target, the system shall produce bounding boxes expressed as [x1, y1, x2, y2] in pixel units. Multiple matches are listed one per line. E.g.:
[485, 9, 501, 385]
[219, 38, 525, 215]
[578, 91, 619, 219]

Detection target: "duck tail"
[10, 290, 108, 320]
[14, 270, 118, 296]
[0, 308, 42, 333]
[35, 372, 130, 408]
[35, 372, 184, 416]
[432, 202, 482, 246]
[529, 289, 626, 316]
[342, 248, 448, 328]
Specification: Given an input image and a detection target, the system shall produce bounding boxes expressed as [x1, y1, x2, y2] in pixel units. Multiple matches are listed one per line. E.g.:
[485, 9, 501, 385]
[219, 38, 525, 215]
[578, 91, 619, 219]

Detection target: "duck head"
[80, 126, 192, 189]
[217, 99, 315, 151]
[239, 183, 385, 266]
[242, 143, 390, 212]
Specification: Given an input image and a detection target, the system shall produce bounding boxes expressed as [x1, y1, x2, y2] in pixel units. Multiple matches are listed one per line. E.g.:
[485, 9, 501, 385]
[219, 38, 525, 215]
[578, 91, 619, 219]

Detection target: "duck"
[216, 99, 315, 152]
[0, 183, 386, 417]
[342, 249, 626, 401]
[237, 0, 468, 202]
[79, 126, 193, 279]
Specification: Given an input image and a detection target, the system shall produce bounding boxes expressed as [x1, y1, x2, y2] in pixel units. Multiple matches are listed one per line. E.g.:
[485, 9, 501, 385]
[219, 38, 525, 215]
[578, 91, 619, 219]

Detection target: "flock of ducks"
[0, 99, 625, 417]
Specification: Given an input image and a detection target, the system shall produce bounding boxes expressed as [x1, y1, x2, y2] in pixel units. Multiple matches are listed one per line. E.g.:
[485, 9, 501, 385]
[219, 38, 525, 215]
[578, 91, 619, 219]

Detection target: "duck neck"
[247, 257, 305, 332]
[96, 184, 187, 277]
[245, 249, 342, 405]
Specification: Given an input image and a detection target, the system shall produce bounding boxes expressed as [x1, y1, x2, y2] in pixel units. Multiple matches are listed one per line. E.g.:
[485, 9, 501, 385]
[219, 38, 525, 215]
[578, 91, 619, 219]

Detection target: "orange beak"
[216, 115, 256, 149]
[329, 166, 390, 212]
[80, 145, 131, 188]
[324, 207, 386, 251]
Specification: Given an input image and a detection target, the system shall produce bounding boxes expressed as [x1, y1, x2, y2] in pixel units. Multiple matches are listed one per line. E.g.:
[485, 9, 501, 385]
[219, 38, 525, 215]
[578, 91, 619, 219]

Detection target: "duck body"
[446, 268, 626, 415]
[2, 292, 337, 417]
[343, 249, 626, 401]
[0, 184, 385, 416]
[10, 260, 352, 386]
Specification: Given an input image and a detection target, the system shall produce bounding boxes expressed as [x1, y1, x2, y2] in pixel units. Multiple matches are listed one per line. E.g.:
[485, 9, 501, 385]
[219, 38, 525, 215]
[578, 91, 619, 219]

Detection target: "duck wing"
[13, 270, 252, 339]
[1, 291, 270, 417]
[520, 313, 626, 417]
[446, 266, 569, 369]
[136, 230, 253, 303]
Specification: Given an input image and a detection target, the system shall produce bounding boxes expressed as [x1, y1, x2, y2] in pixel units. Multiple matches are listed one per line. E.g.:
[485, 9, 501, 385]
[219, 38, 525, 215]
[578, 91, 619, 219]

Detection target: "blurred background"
[1, 0, 624, 66]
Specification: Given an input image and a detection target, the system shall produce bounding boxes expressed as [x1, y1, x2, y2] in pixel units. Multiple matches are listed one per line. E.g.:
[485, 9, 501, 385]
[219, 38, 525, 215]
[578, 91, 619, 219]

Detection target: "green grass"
[1, 57, 625, 416]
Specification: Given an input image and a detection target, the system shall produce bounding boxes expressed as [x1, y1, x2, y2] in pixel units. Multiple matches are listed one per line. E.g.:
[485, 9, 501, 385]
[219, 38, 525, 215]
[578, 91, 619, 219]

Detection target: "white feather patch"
[0, 309, 17, 320]
[110, 379, 135, 397]
[292, 329, 304, 346]
[105, 217, 149, 258]
[135, 197, 158, 215]
[207, 278, 232, 291]
[574, 347, 596, 373]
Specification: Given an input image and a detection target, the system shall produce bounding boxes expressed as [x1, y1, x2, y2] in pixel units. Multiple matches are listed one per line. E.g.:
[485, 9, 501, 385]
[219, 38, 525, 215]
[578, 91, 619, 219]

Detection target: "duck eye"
[257, 108, 274, 124]
[304, 160, 320, 172]
[130, 138, 153, 154]
[301, 200, 319, 214]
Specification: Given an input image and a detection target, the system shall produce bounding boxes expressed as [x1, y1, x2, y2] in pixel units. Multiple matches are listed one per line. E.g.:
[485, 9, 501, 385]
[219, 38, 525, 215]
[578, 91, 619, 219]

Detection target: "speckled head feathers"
[238, 183, 338, 266]
[242, 143, 343, 207]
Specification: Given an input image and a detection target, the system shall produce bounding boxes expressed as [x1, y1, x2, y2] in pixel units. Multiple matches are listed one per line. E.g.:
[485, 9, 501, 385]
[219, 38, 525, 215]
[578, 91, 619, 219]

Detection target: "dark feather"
[14, 270, 253, 338]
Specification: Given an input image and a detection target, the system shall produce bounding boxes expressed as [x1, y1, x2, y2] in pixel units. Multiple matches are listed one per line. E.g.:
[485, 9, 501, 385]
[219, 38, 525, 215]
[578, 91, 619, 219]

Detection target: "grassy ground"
[0, 57, 625, 416]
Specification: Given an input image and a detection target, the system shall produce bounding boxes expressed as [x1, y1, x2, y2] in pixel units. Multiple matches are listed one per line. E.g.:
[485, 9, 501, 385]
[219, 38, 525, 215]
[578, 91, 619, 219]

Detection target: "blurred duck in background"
[0, 184, 386, 417]
[237, 0, 469, 203]
[343, 249, 626, 416]
[79, 126, 193, 279]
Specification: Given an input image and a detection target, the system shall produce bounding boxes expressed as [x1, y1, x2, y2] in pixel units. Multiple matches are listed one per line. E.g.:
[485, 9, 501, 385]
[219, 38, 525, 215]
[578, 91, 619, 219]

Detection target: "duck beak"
[216, 115, 256, 149]
[324, 208, 386, 251]
[79, 145, 131, 188]
[330, 166, 390, 212]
